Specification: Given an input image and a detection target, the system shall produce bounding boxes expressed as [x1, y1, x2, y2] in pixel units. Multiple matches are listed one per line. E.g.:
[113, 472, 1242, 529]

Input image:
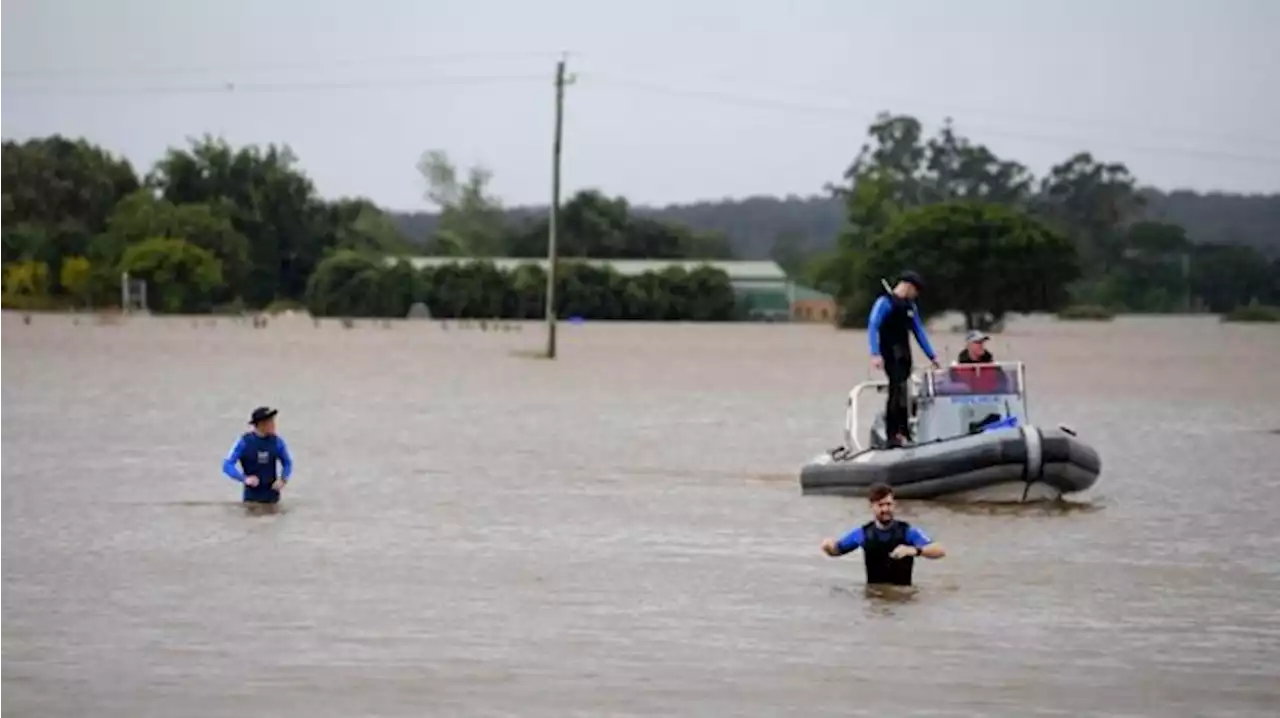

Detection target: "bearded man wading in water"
[820, 483, 945, 586]
[868, 271, 939, 447]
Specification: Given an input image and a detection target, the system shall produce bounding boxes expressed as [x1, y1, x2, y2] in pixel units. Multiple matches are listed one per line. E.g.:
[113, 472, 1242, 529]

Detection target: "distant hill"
[388, 189, 1280, 260]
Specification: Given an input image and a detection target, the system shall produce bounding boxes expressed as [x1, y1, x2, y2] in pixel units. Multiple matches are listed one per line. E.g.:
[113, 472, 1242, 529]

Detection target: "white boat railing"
[843, 361, 1029, 452]
[844, 379, 887, 452]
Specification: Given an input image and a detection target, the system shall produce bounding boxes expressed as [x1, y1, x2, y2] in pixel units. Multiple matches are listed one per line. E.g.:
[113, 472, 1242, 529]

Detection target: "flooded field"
[4, 312, 1280, 717]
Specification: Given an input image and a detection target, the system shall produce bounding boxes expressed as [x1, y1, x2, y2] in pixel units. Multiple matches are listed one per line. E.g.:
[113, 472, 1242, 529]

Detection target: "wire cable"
[2, 74, 550, 97]
[1, 50, 571, 79]
[584, 74, 1280, 168]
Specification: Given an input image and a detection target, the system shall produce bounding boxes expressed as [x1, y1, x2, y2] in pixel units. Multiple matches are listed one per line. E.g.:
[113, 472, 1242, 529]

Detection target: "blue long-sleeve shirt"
[835, 523, 933, 555]
[867, 295, 937, 360]
[222, 434, 293, 482]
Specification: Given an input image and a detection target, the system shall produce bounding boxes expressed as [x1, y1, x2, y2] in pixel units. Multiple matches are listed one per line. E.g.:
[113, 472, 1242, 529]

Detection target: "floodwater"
[3, 312, 1280, 717]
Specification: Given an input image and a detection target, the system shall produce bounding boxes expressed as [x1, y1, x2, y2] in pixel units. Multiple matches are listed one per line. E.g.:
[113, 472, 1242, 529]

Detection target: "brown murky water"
[4, 312, 1280, 717]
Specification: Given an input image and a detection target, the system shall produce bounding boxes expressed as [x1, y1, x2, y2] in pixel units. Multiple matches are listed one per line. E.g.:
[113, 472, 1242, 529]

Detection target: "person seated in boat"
[956, 330, 994, 364]
[819, 483, 946, 587]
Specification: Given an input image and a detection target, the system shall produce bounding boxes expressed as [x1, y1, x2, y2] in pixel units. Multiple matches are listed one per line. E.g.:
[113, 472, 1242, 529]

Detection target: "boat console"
[844, 362, 1028, 451]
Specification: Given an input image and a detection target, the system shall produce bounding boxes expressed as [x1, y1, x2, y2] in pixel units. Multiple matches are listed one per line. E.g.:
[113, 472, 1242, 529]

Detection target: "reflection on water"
[4, 313, 1280, 717]
[862, 583, 920, 604]
[927, 497, 1108, 516]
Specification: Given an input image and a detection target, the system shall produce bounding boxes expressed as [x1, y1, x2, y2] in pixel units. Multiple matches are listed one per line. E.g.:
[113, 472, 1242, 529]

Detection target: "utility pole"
[1181, 251, 1192, 313]
[545, 56, 571, 359]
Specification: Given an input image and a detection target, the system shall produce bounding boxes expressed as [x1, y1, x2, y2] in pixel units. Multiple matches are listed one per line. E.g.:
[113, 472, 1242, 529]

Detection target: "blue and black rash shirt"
[222, 432, 293, 502]
[833, 522, 933, 555]
[867, 294, 937, 361]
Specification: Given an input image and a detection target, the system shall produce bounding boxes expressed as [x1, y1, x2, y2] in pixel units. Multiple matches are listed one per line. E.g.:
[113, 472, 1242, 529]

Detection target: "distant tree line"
[0, 136, 731, 315]
[801, 114, 1280, 327]
[2, 135, 416, 313]
[391, 183, 1280, 265]
[306, 252, 737, 321]
[392, 118, 1280, 323]
[4, 122, 1278, 323]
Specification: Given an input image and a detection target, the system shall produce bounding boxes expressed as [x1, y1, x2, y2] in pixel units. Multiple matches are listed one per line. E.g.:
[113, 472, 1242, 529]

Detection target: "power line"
[7, 61, 1278, 170]
[579, 65, 1280, 149]
[9, 49, 1275, 150]
[1, 50, 571, 80]
[7, 48, 1276, 150]
[1, 74, 549, 97]
[585, 74, 1280, 169]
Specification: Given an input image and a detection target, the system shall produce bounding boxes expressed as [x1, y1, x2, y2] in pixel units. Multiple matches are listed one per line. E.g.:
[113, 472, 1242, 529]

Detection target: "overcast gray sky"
[3, 0, 1277, 211]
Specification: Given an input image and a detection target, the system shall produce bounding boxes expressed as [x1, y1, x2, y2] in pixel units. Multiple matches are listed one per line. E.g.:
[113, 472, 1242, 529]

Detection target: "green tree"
[1190, 243, 1274, 312]
[863, 201, 1079, 330]
[1099, 222, 1193, 311]
[2, 223, 52, 265]
[417, 150, 507, 256]
[2, 137, 139, 290]
[821, 113, 1139, 327]
[1035, 152, 1144, 277]
[817, 173, 908, 327]
[59, 256, 93, 307]
[507, 190, 729, 259]
[377, 259, 422, 317]
[119, 238, 224, 313]
[305, 251, 391, 318]
[682, 265, 738, 321]
[365, 259, 743, 322]
[506, 263, 547, 319]
[822, 116, 967, 326]
[102, 190, 251, 299]
[2, 260, 52, 300]
[1, 136, 139, 234]
[426, 260, 510, 318]
[329, 198, 412, 255]
[149, 136, 332, 305]
[829, 114, 1033, 210]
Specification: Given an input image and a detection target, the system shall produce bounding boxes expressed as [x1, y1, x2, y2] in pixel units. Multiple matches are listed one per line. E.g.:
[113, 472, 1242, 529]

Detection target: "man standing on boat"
[868, 271, 939, 447]
[820, 483, 946, 586]
[221, 406, 294, 504]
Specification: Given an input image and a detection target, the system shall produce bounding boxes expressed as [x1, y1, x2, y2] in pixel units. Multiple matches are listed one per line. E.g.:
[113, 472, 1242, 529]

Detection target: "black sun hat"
[249, 406, 279, 425]
[897, 270, 925, 291]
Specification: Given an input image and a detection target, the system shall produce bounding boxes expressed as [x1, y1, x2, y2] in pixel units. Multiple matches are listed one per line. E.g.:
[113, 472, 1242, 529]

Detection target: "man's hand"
[272, 478, 287, 491]
[244, 475, 259, 487]
[890, 544, 920, 560]
[821, 538, 840, 556]
[929, 358, 941, 370]
[870, 355, 884, 371]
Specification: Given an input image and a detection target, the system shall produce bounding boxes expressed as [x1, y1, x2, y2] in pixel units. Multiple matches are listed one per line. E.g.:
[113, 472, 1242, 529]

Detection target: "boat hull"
[799, 425, 1100, 502]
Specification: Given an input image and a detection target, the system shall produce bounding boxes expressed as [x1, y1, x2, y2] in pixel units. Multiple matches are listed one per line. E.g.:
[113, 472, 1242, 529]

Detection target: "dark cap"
[249, 406, 278, 424]
[897, 270, 924, 290]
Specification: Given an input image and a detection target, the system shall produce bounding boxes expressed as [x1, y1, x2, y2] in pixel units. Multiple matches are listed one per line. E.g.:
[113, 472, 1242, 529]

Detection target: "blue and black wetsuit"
[867, 294, 937, 443]
[833, 520, 933, 586]
[222, 432, 294, 503]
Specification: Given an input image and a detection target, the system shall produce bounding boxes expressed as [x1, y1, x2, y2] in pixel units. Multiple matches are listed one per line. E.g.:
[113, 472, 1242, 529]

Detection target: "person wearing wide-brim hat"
[220, 406, 294, 504]
[867, 271, 940, 447]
